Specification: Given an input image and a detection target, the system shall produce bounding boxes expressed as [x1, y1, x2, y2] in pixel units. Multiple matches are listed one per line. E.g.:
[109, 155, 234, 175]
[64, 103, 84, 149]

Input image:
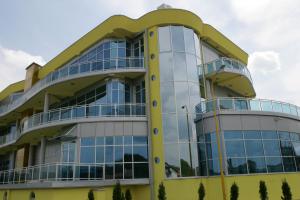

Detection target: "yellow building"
[0, 5, 299, 200]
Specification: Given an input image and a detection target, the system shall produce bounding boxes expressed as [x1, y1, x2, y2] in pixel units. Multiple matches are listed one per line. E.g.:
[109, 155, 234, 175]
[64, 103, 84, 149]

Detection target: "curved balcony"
[0, 162, 149, 186]
[199, 98, 300, 118]
[199, 57, 255, 97]
[0, 57, 145, 119]
[0, 103, 146, 149]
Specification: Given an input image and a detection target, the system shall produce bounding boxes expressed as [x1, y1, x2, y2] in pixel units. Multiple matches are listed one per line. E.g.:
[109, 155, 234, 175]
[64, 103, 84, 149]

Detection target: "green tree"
[113, 181, 122, 200]
[121, 193, 125, 200]
[230, 182, 239, 200]
[158, 182, 166, 200]
[88, 190, 94, 200]
[259, 181, 268, 200]
[125, 189, 132, 200]
[198, 183, 205, 200]
[281, 180, 292, 200]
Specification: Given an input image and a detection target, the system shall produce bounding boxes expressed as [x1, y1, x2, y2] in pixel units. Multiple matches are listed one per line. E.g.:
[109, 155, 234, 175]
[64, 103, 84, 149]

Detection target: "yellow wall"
[0, 185, 150, 200]
[163, 174, 300, 200]
[1, 174, 300, 200]
[0, 80, 24, 101]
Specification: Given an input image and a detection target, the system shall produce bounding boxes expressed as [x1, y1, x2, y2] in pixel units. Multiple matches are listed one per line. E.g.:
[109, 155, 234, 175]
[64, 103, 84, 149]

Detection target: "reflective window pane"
[244, 130, 261, 139]
[266, 157, 283, 172]
[133, 136, 147, 145]
[105, 146, 114, 163]
[133, 146, 148, 162]
[171, 26, 185, 52]
[283, 157, 296, 172]
[261, 131, 278, 139]
[96, 146, 104, 163]
[226, 141, 245, 157]
[163, 114, 178, 143]
[80, 147, 95, 163]
[208, 159, 220, 175]
[245, 140, 264, 157]
[159, 53, 174, 81]
[134, 163, 149, 178]
[206, 142, 219, 159]
[165, 144, 180, 178]
[180, 143, 195, 176]
[247, 157, 267, 173]
[227, 158, 247, 174]
[263, 140, 281, 156]
[224, 131, 243, 140]
[173, 52, 187, 81]
[184, 28, 195, 54]
[158, 27, 171, 52]
[280, 141, 294, 156]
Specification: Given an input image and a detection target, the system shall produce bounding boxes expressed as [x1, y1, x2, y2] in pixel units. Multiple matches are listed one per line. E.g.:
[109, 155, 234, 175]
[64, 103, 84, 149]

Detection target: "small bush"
[230, 182, 239, 200]
[281, 179, 292, 200]
[88, 190, 94, 200]
[198, 183, 205, 200]
[113, 181, 122, 200]
[259, 181, 268, 200]
[125, 189, 132, 200]
[158, 182, 166, 200]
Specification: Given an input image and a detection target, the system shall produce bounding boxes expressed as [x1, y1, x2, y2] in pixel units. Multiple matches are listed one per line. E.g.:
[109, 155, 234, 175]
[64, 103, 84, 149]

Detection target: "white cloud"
[248, 51, 281, 75]
[0, 46, 46, 91]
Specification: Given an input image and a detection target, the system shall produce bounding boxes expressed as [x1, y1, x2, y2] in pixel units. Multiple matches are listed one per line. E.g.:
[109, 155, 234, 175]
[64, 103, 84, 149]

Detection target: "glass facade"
[56, 38, 144, 74]
[51, 79, 132, 109]
[158, 26, 202, 178]
[200, 131, 300, 176]
[80, 136, 148, 179]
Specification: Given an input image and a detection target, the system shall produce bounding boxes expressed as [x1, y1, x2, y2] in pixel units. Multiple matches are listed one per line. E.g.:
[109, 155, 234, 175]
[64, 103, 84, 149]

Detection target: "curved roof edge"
[0, 80, 24, 101]
[38, 8, 248, 79]
[0, 8, 248, 100]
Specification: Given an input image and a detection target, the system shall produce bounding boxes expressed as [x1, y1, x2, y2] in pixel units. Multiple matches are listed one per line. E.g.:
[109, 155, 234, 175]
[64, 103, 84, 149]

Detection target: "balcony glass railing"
[0, 57, 144, 116]
[199, 98, 300, 118]
[22, 103, 146, 133]
[0, 162, 147, 185]
[0, 131, 18, 146]
[199, 57, 252, 83]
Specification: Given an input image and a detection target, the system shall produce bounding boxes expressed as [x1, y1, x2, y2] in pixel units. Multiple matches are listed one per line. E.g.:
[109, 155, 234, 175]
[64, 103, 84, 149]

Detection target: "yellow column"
[147, 26, 165, 199]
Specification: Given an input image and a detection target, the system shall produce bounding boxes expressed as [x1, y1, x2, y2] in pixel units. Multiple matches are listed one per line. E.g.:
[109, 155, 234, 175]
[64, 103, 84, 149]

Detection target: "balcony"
[199, 98, 300, 118]
[0, 57, 145, 118]
[199, 57, 255, 97]
[0, 103, 146, 149]
[22, 103, 146, 133]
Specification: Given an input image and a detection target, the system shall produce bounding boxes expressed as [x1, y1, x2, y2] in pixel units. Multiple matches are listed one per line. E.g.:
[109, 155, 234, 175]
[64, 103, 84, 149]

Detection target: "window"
[158, 26, 203, 178]
[61, 142, 76, 163]
[79, 136, 148, 180]
[221, 130, 300, 174]
[227, 158, 247, 174]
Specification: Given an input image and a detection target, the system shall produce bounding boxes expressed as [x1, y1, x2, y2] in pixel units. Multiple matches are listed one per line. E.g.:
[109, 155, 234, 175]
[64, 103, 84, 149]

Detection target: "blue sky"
[0, 0, 300, 104]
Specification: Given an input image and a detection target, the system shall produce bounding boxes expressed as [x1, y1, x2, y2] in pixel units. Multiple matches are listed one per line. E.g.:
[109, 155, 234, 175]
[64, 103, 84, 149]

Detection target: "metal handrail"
[0, 57, 145, 116]
[0, 162, 147, 184]
[199, 57, 253, 83]
[0, 103, 146, 147]
[199, 97, 300, 118]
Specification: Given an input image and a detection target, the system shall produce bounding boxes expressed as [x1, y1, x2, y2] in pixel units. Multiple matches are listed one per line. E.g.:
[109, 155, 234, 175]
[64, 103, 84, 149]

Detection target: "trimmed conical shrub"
[230, 182, 239, 200]
[125, 189, 132, 200]
[158, 182, 166, 200]
[281, 179, 292, 200]
[198, 183, 205, 200]
[113, 181, 122, 200]
[259, 181, 268, 200]
[88, 190, 94, 200]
